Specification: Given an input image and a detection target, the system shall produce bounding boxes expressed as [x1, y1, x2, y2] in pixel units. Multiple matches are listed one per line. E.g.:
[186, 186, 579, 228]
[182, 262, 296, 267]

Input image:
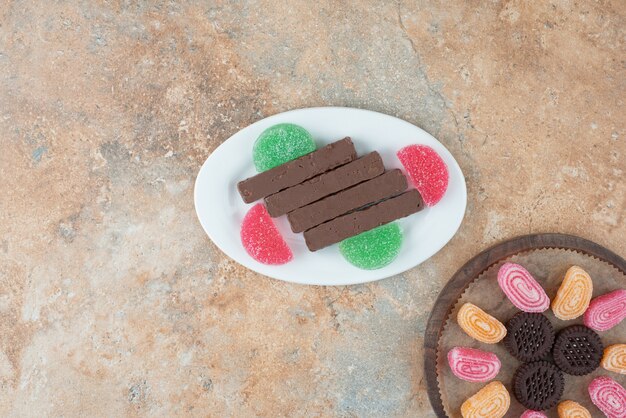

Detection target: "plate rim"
[194, 106, 467, 285]
[423, 232, 626, 417]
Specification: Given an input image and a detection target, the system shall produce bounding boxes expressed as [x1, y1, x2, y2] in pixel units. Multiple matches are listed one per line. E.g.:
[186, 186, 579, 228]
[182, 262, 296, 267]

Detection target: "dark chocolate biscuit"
[552, 325, 603, 375]
[504, 312, 555, 362]
[513, 361, 564, 411]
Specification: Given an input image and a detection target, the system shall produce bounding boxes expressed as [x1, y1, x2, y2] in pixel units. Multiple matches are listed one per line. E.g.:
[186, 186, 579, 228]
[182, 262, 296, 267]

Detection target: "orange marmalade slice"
[461, 381, 510, 418]
[457, 303, 507, 344]
[551, 266, 593, 320]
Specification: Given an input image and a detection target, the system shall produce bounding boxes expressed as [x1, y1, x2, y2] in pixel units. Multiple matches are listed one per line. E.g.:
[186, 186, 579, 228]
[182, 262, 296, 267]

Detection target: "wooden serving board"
[423, 233, 626, 417]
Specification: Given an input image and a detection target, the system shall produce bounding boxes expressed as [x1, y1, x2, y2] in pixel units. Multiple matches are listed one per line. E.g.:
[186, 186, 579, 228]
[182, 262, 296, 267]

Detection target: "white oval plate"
[194, 107, 467, 286]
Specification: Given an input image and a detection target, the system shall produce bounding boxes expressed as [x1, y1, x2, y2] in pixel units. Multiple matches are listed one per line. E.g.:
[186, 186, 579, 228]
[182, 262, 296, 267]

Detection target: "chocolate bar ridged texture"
[265, 152, 384, 217]
[287, 169, 408, 233]
[237, 137, 356, 203]
[303, 189, 423, 251]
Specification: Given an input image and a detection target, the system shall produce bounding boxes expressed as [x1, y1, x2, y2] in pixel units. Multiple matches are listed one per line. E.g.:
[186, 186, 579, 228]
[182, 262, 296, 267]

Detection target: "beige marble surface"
[0, 1, 624, 416]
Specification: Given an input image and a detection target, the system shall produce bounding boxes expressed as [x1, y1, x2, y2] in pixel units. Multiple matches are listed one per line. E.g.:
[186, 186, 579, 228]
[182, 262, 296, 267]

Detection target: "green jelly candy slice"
[252, 123, 316, 172]
[339, 223, 403, 270]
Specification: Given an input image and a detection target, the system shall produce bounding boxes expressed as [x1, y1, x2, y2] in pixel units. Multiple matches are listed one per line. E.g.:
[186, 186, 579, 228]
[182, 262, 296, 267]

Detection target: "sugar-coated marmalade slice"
[557, 400, 591, 418]
[461, 381, 510, 418]
[551, 266, 593, 320]
[240, 203, 293, 265]
[602, 344, 626, 375]
[497, 263, 549, 312]
[338, 223, 402, 270]
[396, 144, 448, 206]
[457, 303, 507, 344]
[584, 289, 626, 331]
[447, 347, 501, 382]
[588, 376, 626, 418]
[521, 411, 547, 418]
[252, 123, 315, 172]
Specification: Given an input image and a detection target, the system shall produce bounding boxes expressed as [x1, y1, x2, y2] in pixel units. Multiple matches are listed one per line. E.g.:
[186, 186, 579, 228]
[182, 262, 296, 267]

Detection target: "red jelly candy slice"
[240, 204, 293, 265]
[397, 144, 449, 206]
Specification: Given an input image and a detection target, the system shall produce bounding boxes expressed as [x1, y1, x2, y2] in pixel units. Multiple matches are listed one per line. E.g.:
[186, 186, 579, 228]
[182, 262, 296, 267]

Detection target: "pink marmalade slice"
[588, 376, 626, 418]
[447, 347, 501, 382]
[520, 411, 547, 418]
[497, 263, 549, 312]
[240, 203, 293, 265]
[584, 289, 626, 332]
[397, 144, 448, 206]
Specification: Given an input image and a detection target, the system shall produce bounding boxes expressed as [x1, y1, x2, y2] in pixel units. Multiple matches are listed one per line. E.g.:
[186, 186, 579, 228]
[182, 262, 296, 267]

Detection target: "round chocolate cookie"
[504, 312, 555, 362]
[552, 325, 603, 375]
[513, 361, 564, 411]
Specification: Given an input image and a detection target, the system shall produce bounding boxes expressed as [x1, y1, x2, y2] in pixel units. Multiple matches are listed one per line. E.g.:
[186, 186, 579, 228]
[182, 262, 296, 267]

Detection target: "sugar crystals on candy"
[497, 263, 549, 312]
[584, 289, 626, 332]
[520, 410, 548, 418]
[461, 381, 510, 418]
[457, 303, 507, 344]
[588, 376, 626, 418]
[447, 346, 501, 382]
[551, 265, 593, 320]
[240, 204, 293, 265]
[602, 344, 626, 375]
[557, 400, 591, 418]
[397, 144, 449, 206]
[252, 123, 316, 172]
[338, 222, 402, 270]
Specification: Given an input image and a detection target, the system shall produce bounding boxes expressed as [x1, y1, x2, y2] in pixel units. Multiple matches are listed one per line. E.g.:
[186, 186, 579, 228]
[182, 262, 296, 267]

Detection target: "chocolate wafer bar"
[265, 152, 384, 217]
[237, 137, 356, 203]
[303, 189, 423, 251]
[287, 169, 407, 233]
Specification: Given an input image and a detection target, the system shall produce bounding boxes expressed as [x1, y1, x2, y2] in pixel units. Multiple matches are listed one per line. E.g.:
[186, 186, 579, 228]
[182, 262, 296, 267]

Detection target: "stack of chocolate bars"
[237, 138, 424, 251]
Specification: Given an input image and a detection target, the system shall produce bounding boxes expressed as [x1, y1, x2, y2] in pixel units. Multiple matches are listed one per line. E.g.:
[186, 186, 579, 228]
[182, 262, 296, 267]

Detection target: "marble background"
[0, 1, 623, 416]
